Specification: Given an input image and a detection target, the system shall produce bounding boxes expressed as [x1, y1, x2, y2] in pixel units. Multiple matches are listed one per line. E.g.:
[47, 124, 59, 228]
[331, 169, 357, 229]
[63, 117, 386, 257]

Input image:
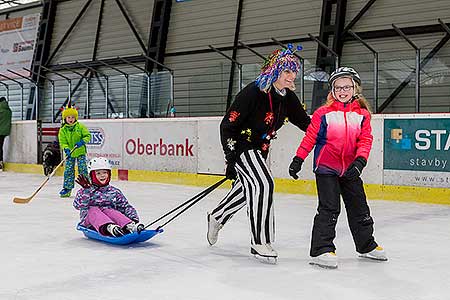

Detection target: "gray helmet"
[328, 67, 361, 87]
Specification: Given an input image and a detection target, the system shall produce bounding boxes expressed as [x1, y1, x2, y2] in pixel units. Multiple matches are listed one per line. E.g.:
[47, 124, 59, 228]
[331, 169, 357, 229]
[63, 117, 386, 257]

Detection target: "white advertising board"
[122, 119, 197, 172]
[197, 117, 224, 174]
[7, 113, 449, 189]
[84, 120, 124, 168]
[83, 119, 198, 173]
[0, 14, 40, 76]
[269, 123, 315, 180]
[5, 121, 37, 164]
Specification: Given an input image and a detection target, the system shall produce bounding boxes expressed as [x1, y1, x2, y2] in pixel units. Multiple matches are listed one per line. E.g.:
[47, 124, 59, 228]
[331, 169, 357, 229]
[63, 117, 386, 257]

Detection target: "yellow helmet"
[62, 105, 78, 121]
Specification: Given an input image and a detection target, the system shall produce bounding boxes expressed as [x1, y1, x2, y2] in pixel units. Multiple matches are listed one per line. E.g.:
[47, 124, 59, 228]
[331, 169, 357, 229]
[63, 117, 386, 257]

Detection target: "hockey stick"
[13, 147, 77, 204]
[143, 177, 227, 231]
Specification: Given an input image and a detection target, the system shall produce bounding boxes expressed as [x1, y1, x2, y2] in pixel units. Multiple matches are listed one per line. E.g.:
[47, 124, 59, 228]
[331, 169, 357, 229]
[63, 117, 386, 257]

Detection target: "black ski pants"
[0, 135, 5, 161]
[310, 174, 378, 257]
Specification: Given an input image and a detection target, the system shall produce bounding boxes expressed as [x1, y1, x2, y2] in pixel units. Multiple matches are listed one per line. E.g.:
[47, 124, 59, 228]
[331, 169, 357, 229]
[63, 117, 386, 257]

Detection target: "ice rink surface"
[1, 171, 449, 300]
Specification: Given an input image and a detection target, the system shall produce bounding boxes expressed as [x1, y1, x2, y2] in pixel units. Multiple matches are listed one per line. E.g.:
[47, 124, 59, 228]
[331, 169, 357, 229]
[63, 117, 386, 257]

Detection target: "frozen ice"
[1, 171, 450, 299]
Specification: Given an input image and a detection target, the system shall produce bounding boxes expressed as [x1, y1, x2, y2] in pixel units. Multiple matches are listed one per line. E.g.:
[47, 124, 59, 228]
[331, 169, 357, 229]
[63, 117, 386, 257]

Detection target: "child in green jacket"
[58, 105, 91, 197]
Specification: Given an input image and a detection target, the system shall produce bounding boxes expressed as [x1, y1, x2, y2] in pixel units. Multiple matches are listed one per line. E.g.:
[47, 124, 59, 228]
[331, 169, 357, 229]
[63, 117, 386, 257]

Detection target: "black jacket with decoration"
[220, 81, 310, 161]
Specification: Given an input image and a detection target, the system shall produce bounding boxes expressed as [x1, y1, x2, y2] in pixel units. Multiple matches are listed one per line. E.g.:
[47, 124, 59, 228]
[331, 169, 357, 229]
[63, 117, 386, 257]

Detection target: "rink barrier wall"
[4, 114, 450, 205]
[4, 163, 450, 205]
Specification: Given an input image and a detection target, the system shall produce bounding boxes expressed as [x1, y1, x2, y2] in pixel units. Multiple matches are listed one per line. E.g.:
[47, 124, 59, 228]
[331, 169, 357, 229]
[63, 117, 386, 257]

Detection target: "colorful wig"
[255, 44, 302, 92]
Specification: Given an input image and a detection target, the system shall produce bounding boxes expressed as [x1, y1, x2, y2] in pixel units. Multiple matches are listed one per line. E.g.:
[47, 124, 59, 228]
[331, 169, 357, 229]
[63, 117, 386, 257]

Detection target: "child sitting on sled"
[73, 157, 144, 237]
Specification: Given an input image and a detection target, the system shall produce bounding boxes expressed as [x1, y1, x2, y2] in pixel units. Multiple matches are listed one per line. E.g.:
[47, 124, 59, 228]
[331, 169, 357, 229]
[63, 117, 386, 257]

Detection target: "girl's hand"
[76, 174, 92, 188]
[289, 156, 304, 179]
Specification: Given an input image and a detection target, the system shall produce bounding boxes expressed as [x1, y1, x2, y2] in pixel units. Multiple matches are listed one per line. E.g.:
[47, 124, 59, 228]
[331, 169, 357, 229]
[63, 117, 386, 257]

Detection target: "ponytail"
[354, 84, 372, 114]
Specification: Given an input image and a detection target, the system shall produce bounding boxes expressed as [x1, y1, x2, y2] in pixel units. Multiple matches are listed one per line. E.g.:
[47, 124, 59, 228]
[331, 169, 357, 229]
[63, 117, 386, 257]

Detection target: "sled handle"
[143, 177, 227, 230]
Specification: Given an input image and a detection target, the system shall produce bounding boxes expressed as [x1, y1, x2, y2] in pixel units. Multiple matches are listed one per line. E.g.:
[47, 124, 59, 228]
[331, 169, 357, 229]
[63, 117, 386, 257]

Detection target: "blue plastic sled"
[77, 224, 163, 245]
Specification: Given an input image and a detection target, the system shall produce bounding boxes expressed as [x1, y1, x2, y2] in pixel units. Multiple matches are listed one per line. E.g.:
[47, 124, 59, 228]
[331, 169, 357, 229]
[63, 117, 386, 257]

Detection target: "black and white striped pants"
[210, 149, 275, 245]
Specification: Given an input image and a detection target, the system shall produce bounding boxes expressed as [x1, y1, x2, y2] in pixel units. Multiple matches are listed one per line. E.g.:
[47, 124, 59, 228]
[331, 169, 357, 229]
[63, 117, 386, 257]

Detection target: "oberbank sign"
[383, 117, 450, 188]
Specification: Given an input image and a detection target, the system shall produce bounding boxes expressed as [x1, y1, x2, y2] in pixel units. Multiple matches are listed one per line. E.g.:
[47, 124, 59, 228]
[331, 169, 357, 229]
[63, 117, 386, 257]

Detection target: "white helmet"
[88, 157, 112, 173]
[328, 67, 361, 87]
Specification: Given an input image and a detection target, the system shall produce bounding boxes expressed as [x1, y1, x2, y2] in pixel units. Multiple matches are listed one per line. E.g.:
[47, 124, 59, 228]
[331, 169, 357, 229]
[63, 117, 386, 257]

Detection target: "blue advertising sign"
[384, 118, 450, 172]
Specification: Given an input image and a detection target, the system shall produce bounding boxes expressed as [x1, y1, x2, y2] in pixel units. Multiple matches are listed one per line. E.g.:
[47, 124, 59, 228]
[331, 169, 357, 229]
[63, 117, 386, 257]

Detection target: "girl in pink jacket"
[289, 67, 387, 269]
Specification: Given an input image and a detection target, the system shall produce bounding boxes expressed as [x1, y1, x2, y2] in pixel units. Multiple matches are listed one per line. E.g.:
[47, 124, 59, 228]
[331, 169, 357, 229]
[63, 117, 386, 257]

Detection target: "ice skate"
[106, 224, 125, 237]
[59, 188, 71, 198]
[310, 252, 338, 269]
[207, 213, 223, 246]
[124, 221, 145, 234]
[359, 246, 388, 261]
[251, 243, 278, 264]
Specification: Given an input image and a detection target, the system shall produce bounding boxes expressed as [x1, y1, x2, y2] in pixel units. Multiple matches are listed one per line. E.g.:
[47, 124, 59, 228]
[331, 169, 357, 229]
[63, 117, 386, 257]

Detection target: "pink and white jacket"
[295, 96, 373, 176]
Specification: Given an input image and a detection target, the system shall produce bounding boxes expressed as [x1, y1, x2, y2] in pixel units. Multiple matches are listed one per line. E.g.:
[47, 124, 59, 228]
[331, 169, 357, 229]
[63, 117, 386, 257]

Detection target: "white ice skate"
[251, 243, 278, 264]
[106, 224, 125, 237]
[310, 252, 338, 269]
[207, 213, 223, 246]
[359, 246, 388, 261]
[124, 221, 145, 234]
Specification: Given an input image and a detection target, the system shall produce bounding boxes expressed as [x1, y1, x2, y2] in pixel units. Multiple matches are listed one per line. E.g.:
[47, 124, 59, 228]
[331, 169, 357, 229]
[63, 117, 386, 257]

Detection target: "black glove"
[76, 174, 92, 188]
[225, 163, 237, 180]
[224, 151, 237, 180]
[289, 156, 304, 179]
[343, 157, 367, 180]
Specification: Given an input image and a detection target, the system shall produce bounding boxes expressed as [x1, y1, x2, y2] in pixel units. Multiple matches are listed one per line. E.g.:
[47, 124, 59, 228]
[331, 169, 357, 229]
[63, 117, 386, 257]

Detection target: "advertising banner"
[0, 13, 40, 77]
[383, 117, 450, 188]
[85, 122, 123, 168]
[84, 119, 198, 173]
[122, 120, 197, 172]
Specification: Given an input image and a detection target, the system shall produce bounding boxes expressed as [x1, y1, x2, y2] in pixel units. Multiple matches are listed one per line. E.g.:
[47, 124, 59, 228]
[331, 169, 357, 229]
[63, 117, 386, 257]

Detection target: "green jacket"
[58, 122, 91, 158]
[0, 101, 12, 136]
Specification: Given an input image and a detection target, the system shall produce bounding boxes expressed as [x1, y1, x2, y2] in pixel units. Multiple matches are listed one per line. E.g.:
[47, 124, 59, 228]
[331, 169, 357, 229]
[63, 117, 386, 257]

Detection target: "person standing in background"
[0, 97, 12, 171]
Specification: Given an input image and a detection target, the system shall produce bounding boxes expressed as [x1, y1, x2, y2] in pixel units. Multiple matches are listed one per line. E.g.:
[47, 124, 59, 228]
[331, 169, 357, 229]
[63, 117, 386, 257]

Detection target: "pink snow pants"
[84, 207, 131, 235]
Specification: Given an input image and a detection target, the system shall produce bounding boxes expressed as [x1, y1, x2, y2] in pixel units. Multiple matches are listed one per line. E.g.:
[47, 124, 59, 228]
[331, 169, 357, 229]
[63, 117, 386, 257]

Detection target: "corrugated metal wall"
[165, 0, 238, 116]
[347, 0, 450, 30]
[238, 0, 321, 43]
[166, 0, 323, 116]
[95, 0, 152, 58]
[342, 34, 450, 113]
[344, 0, 450, 112]
[49, 0, 99, 63]
[166, 0, 237, 52]
[166, 53, 231, 117]
[38, 0, 155, 122]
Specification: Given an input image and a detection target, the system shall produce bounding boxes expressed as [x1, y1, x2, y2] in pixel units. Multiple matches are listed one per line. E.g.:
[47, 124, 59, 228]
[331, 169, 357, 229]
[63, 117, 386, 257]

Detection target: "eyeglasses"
[334, 85, 354, 92]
